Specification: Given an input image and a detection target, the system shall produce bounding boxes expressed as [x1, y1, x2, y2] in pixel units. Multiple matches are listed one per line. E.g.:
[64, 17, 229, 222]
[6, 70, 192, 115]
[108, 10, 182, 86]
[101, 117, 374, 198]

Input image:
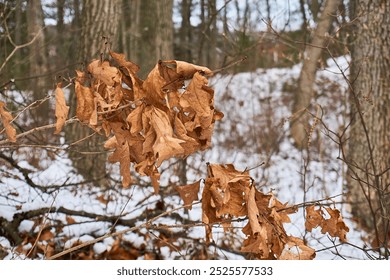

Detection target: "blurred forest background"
[1, 0, 389, 260]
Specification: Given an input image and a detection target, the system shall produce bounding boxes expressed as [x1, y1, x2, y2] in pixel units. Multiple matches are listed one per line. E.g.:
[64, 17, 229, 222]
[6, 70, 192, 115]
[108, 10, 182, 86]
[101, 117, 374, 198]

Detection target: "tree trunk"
[56, 0, 65, 68]
[79, 0, 120, 63]
[67, 0, 121, 187]
[196, 0, 218, 68]
[127, 0, 173, 78]
[348, 0, 390, 252]
[128, 0, 141, 64]
[290, 0, 340, 149]
[26, 0, 49, 120]
[156, 0, 174, 60]
[178, 0, 193, 62]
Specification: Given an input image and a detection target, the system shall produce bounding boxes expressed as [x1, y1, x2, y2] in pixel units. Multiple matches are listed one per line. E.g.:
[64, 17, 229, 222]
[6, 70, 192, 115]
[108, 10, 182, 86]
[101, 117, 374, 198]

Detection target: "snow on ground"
[0, 55, 374, 260]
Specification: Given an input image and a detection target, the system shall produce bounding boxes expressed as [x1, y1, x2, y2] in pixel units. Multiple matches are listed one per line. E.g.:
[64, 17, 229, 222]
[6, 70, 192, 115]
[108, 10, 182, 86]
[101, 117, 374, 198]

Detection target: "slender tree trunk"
[290, 0, 339, 149]
[207, 0, 217, 69]
[197, 0, 218, 68]
[79, 0, 120, 63]
[67, 0, 121, 187]
[179, 0, 193, 62]
[128, 0, 141, 64]
[156, 0, 174, 60]
[26, 0, 50, 124]
[14, 0, 23, 68]
[56, 0, 65, 67]
[348, 0, 390, 252]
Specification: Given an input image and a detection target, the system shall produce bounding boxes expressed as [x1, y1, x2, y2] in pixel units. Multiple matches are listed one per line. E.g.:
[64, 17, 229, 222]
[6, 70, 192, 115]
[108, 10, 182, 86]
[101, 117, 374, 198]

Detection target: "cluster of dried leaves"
[1, 52, 351, 260]
[176, 164, 349, 259]
[55, 51, 223, 192]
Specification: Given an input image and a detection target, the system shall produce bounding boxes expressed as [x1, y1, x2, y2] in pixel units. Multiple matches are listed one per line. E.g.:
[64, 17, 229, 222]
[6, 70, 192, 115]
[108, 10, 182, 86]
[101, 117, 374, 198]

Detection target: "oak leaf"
[305, 205, 324, 231]
[88, 60, 121, 87]
[320, 207, 349, 242]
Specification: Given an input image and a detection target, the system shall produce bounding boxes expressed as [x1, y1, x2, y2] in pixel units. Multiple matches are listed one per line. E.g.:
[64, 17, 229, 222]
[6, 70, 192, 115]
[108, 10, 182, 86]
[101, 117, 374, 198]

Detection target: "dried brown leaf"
[126, 103, 145, 135]
[279, 236, 316, 260]
[305, 205, 324, 232]
[75, 80, 95, 123]
[39, 228, 54, 241]
[54, 83, 69, 134]
[0, 101, 17, 142]
[66, 216, 76, 225]
[88, 60, 120, 86]
[175, 60, 213, 78]
[108, 122, 132, 188]
[175, 180, 201, 209]
[321, 207, 349, 242]
[241, 234, 270, 258]
[110, 51, 140, 74]
[247, 187, 262, 235]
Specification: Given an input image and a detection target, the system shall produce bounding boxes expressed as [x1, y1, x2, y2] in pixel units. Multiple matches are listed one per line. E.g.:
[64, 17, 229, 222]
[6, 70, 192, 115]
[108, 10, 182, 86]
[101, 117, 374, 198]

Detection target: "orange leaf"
[0, 101, 16, 142]
[54, 83, 69, 134]
[175, 180, 201, 209]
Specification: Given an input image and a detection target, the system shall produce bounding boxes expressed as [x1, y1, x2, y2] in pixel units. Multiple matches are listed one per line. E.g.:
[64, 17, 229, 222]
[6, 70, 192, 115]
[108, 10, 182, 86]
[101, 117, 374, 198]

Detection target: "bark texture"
[348, 0, 390, 249]
[68, 0, 120, 186]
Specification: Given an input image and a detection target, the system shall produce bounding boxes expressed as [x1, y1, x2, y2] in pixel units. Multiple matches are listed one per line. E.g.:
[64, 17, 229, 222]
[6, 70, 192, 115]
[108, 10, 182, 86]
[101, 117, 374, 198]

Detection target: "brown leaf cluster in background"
[305, 205, 349, 242]
[0, 101, 17, 142]
[201, 163, 315, 260]
[68, 52, 222, 191]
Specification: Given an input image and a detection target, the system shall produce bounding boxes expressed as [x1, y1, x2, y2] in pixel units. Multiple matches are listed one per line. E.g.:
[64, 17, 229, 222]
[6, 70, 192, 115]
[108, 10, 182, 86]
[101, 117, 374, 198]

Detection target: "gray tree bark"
[67, 0, 121, 187]
[348, 0, 390, 252]
[26, 0, 48, 97]
[291, 0, 339, 149]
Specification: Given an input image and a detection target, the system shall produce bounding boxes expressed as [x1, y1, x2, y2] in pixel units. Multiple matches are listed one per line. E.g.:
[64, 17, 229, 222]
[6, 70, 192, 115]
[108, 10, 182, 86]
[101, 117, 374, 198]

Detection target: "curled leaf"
[0, 101, 17, 142]
[54, 83, 69, 134]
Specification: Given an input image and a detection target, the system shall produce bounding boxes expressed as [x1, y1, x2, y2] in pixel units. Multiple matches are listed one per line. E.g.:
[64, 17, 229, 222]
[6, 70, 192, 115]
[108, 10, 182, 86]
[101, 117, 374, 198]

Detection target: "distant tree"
[26, 0, 49, 109]
[290, 0, 340, 149]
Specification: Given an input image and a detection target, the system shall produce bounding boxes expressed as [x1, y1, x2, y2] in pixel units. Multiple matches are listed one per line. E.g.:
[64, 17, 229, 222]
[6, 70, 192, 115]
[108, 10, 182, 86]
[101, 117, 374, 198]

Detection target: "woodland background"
[0, 0, 389, 259]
